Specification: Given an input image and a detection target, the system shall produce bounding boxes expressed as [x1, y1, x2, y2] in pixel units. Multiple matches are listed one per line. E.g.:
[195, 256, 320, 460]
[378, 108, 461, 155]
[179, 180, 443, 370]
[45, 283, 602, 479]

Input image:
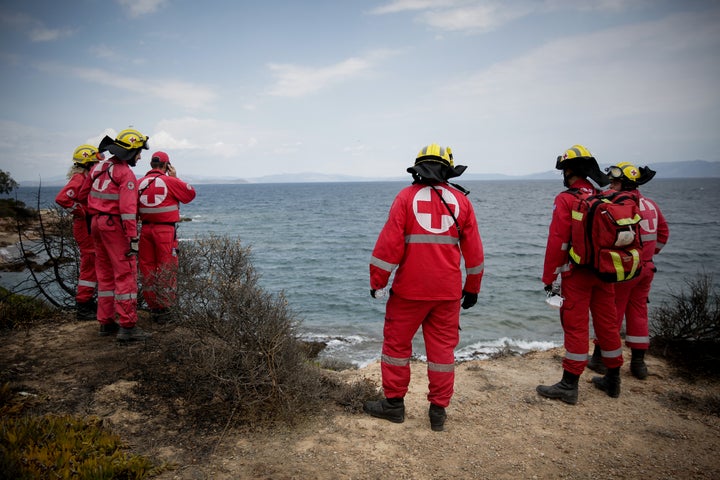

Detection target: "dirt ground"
[2, 316, 720, 480]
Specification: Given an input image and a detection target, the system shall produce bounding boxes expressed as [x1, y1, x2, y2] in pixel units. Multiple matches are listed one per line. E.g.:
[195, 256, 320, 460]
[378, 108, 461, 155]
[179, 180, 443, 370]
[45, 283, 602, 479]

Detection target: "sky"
[1, 0, 719, 183]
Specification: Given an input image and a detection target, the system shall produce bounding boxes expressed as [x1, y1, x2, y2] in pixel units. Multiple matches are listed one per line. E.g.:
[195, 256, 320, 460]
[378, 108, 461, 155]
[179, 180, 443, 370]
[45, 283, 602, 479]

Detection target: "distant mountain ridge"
[15, 160, 720, 186]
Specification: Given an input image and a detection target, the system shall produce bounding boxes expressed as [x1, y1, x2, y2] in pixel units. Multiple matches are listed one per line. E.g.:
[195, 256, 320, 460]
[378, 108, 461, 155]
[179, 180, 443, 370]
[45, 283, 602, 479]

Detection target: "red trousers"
[614, 264, 654, 350]
[73, 218, 96, 303]
[139, 224, 178, 310]
[560, 268, 623, 375]
[380, 294, 460, 408]
[92, 215, 138, 328]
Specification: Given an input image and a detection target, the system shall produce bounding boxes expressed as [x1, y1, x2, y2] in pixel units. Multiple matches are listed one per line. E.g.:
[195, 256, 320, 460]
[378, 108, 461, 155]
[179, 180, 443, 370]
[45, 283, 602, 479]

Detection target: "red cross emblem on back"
[413, 186, 459, 233]
[140, 177, 168, 207]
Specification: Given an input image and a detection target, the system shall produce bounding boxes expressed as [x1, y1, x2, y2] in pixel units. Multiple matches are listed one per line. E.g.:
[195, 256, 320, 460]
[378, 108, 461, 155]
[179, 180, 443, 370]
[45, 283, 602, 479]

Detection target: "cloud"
[439, 10, 720, 118]
[117, 0, 169, 17]
[35, 63, 217, 110]
[266, 50, 399, 97]
[0, 11, 74, 42]
[152, 117, 264, 158]
[371, 0, 638, 32]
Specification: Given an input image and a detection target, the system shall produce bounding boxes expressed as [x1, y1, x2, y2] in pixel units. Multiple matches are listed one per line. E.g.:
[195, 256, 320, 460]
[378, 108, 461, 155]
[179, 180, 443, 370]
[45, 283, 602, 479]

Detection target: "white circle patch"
[412, 186, 459, 234]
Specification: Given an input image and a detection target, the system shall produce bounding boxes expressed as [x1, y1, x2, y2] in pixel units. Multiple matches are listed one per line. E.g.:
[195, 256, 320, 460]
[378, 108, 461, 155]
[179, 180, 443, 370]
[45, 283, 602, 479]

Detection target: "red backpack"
[568, 189, 643, 282]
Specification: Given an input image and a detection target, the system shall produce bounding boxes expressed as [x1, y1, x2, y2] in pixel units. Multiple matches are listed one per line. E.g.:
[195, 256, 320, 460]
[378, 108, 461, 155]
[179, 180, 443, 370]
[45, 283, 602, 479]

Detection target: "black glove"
[370, 289, 377, 298]
[126, 237, 139, 257]
[461, 291, 477, 310]
[544, 284, 553, 295]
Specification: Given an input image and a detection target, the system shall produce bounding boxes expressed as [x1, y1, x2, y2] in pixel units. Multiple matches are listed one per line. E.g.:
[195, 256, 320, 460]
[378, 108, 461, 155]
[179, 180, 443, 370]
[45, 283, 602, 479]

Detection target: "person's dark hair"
[151, 156, 168, 169]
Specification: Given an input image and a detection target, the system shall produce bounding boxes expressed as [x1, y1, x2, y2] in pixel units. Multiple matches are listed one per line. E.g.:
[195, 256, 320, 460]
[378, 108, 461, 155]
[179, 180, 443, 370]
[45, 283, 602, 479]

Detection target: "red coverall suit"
[613, 192, 669, 349]
[55, 171, 96, 304]
[542, 178, 624, 375]
[78, 157, 139, 329]
[370, 182, 484, 408]
[137, 169, 196, 310]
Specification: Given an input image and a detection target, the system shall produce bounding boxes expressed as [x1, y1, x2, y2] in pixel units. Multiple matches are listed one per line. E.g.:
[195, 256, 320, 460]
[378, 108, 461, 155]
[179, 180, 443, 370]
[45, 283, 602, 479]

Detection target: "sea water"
[7, 178, 720, 366]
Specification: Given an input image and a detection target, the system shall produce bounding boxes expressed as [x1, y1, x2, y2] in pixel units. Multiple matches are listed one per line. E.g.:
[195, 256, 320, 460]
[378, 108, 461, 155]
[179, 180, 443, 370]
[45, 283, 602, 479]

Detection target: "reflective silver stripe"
[656, 241, 666, 250]
[120, 213, 135, 221]
[625, 335, 649, 344]
[466, 262, 484, 275]
[601, 347, 624, 358]
[560, 242, 569, 251]
[98, 290, 114, 298]
[427, 361, 455, 373]
[381, 353, 410, 367]
[78, 280, 97, 288]
[554, 263, 571, 275]
[565, 351, 587, 361]
[115, 293, 137, 301]
[370, 256, 396, 272]
[405, 234, 459, 245]
[139, 205, 179, 214]
[90, 191, 120, 200]
[641, 233, 657, 242]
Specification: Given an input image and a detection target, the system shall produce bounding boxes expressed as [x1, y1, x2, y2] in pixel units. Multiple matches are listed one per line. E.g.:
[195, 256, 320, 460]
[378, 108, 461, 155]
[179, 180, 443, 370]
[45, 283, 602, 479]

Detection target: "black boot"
[586, 344, 607, 374]
[592, 367, 621, 398]
[363, 397, 405, 423]
[76, 301, 97, 321]
[116, 326, 152, 342]
[630, 349, 648, 380]
[536, 370, 579, 405]
[429, 403, 447, 432]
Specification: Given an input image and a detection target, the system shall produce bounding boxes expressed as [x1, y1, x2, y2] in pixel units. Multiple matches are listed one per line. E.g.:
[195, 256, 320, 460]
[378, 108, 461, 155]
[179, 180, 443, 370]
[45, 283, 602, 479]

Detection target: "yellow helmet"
[114, 128, 149, 150]
[98, 127, 150, 162]
[416, 143, 453, 167]
[555, 144, 595, 170]
[72, 144, 104, 165]
[606, 162, 641, 183]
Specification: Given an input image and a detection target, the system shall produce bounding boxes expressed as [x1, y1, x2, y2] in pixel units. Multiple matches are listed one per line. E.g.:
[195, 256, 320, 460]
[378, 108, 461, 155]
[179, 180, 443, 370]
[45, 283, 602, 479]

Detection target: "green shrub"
[0, 414, 162, 479]
[140, 235, 332, 428]
[0, 286, 58, 329]
[650, 273, 720, 378]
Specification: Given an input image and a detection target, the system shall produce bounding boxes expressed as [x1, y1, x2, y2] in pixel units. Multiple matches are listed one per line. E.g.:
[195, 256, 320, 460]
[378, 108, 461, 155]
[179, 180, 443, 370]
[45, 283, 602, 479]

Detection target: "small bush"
[141, 235, 330, 428]
[650, 273, 720, 378]
[0, 413, 161, 479]
[0, 286, 58, 329]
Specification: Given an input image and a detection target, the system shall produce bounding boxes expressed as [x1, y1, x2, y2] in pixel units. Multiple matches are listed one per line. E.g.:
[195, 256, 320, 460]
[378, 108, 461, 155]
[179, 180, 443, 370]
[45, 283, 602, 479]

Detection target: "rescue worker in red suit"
[587, 162, 669, 380]
[55, 144, 104, 320]
[364, 144, 484, 431]
[78, 128, 150, 342]
[537, 144, 625, 404]
[137, 151, 196, 321]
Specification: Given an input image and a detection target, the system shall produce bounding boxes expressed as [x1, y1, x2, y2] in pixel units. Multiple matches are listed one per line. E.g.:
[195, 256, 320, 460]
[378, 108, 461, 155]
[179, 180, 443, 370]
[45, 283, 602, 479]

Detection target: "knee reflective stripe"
[626, 335, 650, 343]
[78, 280, 97, 288]
[601, 347, 623, 358]
[565, 351, 588, 362]
[115, 293, 137, 301]
[427, 361, 454, 373]
[98, 290, 114, 298]
[381, 354, 410, 367]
